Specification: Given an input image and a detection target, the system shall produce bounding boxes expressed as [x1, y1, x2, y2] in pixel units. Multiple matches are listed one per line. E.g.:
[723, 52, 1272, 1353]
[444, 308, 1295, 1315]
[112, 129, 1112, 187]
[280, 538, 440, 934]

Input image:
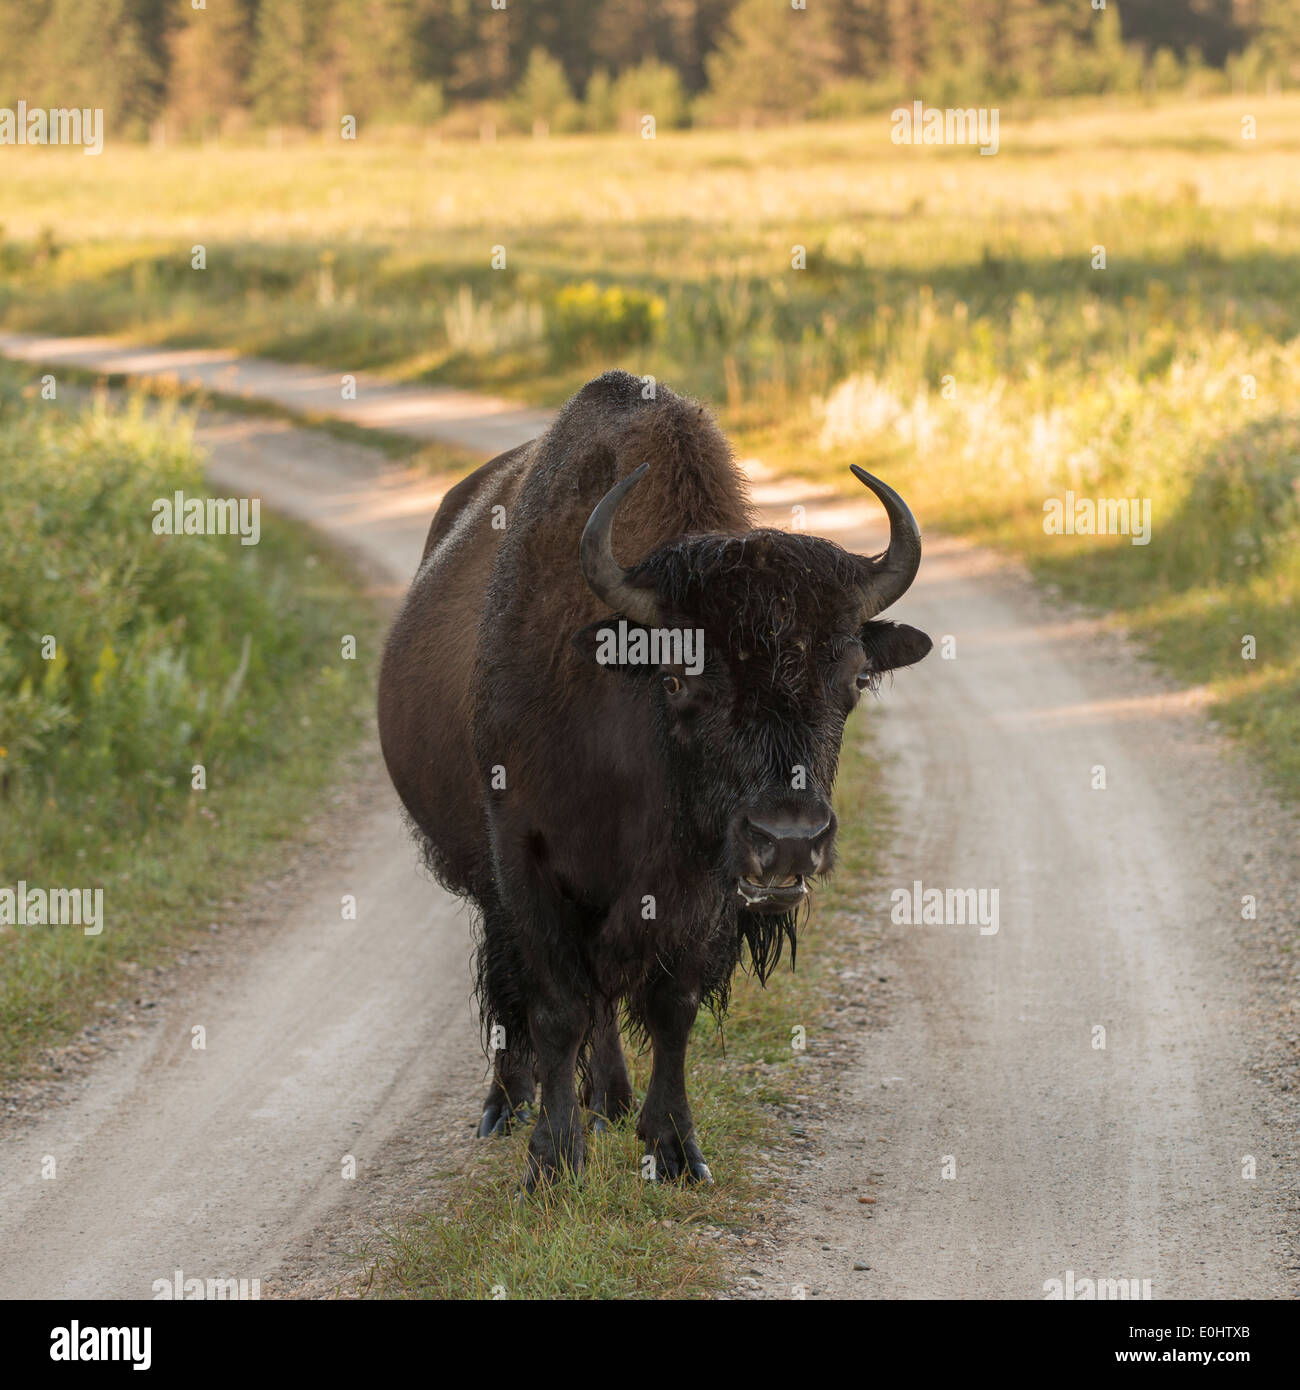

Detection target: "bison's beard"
[737, 894, 807, 987]
[682, 889, 808, 1030]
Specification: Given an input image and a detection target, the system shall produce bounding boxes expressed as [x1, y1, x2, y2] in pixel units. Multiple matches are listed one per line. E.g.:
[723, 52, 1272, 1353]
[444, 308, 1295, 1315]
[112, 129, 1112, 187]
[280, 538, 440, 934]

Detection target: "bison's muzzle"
[734, 804, 835, 912]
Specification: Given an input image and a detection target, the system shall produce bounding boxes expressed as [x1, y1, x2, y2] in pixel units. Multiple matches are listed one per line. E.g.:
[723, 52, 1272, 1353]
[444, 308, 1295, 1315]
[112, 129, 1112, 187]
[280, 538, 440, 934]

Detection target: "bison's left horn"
[580, 463, 663, 627]
[849, 465, 923, 619]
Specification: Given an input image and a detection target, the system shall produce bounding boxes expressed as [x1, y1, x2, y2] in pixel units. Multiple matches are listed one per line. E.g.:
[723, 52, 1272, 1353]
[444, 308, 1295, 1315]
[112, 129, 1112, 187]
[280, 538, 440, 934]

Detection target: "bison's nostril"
[742, 820, 778, 875]
[743, 818, 773, 847]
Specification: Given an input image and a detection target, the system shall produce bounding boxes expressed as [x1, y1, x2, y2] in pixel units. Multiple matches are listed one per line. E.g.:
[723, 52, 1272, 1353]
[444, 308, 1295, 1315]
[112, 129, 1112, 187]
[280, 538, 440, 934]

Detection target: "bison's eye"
[662, 675, 682, 695]
[855, 667, 876, 693]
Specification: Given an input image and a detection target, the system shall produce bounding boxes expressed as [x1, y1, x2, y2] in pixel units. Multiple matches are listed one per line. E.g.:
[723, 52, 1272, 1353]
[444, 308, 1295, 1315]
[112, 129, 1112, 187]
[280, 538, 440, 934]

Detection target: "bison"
[378, 371, 931, 1189]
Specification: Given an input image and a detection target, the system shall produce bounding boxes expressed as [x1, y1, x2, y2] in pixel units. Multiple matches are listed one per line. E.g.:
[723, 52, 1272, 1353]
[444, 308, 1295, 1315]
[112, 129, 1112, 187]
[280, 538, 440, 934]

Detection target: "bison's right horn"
[579, 463, 663, 627]
[848, 465, 923, 619]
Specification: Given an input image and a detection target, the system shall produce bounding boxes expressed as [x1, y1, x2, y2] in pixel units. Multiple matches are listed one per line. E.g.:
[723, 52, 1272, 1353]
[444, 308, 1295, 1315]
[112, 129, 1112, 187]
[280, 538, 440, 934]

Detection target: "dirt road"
[743, 520, 1300, 1299]
[0, 334, 1295, 1299]
[0, 331, 553, 454]
[0, 409, 490, 1299]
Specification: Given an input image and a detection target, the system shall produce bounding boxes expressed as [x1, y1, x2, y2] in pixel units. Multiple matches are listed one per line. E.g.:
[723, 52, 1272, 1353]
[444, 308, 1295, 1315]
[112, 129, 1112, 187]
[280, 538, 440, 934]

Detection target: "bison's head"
[577, 464, 931, 922]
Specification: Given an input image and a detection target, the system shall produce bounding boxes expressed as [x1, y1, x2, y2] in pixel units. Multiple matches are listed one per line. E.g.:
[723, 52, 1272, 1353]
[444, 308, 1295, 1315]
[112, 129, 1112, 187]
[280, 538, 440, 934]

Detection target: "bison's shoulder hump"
[522, 373, 752, 538]
[570, 369, 649, 411]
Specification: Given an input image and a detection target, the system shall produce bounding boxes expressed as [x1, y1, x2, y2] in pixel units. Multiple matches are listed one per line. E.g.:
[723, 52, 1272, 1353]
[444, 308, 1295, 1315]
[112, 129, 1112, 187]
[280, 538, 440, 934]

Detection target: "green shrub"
[545, 281, 665, 361]
[508, 48, 582, 134]
[583, 68, 618, 131]
[0, 388, 351, 841]
[609, 60, 688, 130]
[0, 372, 380, 1078]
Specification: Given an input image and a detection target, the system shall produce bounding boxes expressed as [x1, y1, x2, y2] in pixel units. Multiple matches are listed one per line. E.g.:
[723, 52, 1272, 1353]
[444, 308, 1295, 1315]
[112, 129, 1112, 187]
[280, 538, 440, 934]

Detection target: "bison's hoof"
[523, 1153, 583, 1194]
[589, 1109, 631, 1135]
[643, 1136, 713, 1184]
[477, 1100, 532, 1138]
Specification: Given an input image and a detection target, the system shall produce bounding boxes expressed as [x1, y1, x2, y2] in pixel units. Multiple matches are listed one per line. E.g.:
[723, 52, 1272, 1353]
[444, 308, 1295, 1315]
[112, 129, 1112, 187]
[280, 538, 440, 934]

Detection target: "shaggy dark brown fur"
[378, 370, 931, 1189]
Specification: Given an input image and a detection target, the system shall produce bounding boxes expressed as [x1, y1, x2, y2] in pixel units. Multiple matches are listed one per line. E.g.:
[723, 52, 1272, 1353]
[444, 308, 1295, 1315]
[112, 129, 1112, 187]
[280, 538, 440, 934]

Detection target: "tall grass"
[0, 371, 379, 1076]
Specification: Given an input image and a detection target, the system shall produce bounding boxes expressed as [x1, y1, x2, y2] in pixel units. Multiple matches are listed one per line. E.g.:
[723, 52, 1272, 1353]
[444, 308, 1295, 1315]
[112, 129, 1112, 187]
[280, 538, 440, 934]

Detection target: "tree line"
[1, 0, 1298, 139]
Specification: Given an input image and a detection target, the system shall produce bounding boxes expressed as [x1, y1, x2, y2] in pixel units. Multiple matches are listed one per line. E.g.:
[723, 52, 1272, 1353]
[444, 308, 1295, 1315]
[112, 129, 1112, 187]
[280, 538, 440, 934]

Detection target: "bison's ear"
[571, 619, 658, 673]
[860, 620, 932, 673]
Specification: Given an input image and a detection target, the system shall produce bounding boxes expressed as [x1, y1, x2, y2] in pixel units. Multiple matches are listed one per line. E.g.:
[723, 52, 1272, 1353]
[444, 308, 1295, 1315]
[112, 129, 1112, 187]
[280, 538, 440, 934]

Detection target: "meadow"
[4, 94, 1294, 792]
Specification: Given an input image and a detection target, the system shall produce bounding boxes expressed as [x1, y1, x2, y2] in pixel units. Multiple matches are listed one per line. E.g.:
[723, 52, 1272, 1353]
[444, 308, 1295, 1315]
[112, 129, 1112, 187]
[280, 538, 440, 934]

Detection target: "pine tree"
[249, 0, 324, 127]
[30, 0, 164, 133]
[611, 59, 688, 129]
[0, 0, 50, 102]
[335, 0, 418, 123]
[1256, 0, 1300, 80]
[508, 47, 576, 132]
[167, 0, 253, 137]
[443, 0, 511, 102]
[702, 0, 841, 121]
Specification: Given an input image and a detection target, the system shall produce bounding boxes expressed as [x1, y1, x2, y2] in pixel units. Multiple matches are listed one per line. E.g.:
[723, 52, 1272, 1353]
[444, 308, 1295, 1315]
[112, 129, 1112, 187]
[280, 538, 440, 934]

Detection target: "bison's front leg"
[525, 992, 588, 1190]
[637, 980, 713, 1184]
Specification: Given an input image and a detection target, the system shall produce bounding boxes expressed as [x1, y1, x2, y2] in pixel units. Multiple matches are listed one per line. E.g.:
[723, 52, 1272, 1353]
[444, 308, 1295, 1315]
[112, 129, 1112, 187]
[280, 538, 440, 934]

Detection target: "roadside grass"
[378, 723, 889, 1299]
[11, 359, 477, 476]
[0, 368, 383, 1081]
[774, 333, 1300, 798]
